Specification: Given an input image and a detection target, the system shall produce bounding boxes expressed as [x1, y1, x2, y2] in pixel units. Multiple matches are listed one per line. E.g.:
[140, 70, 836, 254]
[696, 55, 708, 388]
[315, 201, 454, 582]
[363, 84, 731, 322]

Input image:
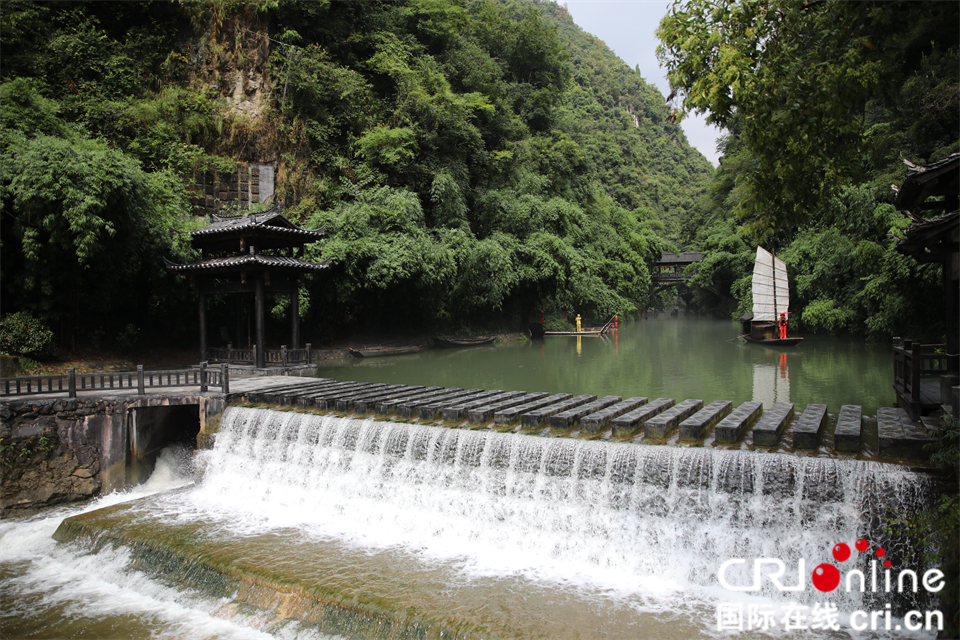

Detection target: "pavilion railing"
[1, 364, 229, 399]
[893, 340, 948, 403]
[206, 344, 313, 367]
[206, 344, 256, 365]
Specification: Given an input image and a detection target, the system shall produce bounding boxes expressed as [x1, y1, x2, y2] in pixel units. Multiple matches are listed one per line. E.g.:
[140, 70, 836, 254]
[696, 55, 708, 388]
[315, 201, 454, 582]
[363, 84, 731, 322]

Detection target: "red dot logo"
[855, 538, 869, 552]
[876, 547, 885, 558]
[885, 560, 892, 568]
[832, 543, 851, 562]
[812, 563, 841, 592]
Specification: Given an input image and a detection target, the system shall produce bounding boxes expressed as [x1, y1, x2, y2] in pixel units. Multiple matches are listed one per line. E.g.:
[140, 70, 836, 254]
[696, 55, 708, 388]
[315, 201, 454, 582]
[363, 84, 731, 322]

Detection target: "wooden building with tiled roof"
[892, 152, 959, 419]
[165, 202, 329, 368]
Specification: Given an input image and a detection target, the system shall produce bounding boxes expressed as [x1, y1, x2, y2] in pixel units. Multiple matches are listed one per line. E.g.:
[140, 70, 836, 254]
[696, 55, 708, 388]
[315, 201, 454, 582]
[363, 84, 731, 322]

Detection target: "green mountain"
[0, 0, 712, 349]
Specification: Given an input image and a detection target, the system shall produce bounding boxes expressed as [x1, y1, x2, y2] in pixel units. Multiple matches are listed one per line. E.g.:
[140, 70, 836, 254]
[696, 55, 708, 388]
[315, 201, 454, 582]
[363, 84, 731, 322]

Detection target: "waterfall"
[2, 407, 940, 639]
[189, 408, 935, 610]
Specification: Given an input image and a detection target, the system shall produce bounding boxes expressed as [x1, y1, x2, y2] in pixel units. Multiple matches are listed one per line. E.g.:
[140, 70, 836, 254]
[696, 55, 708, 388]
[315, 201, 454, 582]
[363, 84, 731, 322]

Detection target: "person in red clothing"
[778, 313, 788, 339]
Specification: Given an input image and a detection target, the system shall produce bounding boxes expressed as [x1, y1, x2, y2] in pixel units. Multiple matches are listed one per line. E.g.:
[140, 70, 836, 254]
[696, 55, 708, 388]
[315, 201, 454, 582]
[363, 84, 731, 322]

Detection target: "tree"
[656, 0, 959, 236]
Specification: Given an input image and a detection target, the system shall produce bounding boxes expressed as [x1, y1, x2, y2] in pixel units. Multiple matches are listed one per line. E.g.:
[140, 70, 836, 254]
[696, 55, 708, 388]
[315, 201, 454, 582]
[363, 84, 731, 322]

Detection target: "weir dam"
[1, 374, 949, 639]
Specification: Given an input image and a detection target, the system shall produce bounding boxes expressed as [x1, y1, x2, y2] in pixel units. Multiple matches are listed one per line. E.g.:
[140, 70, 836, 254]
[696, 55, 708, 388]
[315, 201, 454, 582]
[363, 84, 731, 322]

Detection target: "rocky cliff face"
[1, 399, 103, 516]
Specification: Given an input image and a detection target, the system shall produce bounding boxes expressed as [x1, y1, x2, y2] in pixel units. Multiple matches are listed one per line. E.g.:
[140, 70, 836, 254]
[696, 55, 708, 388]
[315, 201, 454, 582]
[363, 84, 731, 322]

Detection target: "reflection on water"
[318, 316, 894, 415]
[753, 351, 792, 406]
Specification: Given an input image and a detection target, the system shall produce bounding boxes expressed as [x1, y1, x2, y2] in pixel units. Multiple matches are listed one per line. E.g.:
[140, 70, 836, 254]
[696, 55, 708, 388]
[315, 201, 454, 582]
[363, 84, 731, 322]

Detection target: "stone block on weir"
[549, 396, 621, 432]
[374, 387, 444, 415]
[678, 400, 732, 442]
[791, 404, 827, 449]
[833, 405, 862, 453]
[468, 393, 548, 424]
[521, 395, 596, 429]
[494, 394, 572, 425]
[751, 403, 794, 447]
[713, 401, 763, 444]
[338, 385, 412, 412]
[395, 389, 474, 419]
[610, 398, 675, 438]
[419, 390, 501, 421]
[580, 397, 648, 435]
[442, 391, 524, 422]
[877, 406, 934, 460]
[297, 381, 379, 409]
[644, 399, 703, 440]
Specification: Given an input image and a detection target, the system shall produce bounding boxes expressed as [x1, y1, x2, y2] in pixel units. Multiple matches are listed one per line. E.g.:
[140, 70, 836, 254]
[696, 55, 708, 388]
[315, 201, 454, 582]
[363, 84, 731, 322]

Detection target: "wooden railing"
[206, 344, 256, 364]
[893, 340, 947, 402]
[1, 364, 229, 398]
[206, 343, 313, 366]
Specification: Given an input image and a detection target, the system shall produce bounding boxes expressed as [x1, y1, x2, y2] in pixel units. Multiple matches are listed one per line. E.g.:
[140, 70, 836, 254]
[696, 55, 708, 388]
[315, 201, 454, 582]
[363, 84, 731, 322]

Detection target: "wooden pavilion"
[892, 151, 959, 419]
[165, 202, 329, 369]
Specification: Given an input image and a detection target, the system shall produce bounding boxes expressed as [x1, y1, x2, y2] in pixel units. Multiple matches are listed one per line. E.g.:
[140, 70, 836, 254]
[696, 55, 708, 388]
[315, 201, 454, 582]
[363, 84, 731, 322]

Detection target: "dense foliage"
[2, 0, 952, 349]
[660, 0, 958, 342]
[0, 312, 57, 360]
[0, 0, 712, 349]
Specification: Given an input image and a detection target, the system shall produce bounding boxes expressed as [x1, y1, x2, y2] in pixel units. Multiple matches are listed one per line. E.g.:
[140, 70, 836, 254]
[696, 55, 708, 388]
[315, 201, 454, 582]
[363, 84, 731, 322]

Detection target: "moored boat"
[349, 346, 422, 357]
[740, 247, 803, 346]
[433, 336, 496, 348]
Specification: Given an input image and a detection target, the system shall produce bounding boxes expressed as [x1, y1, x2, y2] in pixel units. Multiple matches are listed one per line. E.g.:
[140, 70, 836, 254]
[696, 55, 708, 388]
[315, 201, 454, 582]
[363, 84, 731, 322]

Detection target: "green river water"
[316, 315, 894, 417]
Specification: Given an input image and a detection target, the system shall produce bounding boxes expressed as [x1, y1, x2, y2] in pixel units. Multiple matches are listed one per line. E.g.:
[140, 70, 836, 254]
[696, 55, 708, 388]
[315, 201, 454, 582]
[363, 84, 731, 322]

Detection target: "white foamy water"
[1, 408, 940, 639]
[0, 444, 337, 640]
[182, 408, 937, 638]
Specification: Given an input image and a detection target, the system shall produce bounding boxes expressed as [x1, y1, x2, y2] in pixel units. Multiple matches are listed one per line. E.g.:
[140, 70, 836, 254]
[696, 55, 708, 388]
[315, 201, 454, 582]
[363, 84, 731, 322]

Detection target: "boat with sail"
[740, 246, 803, 346]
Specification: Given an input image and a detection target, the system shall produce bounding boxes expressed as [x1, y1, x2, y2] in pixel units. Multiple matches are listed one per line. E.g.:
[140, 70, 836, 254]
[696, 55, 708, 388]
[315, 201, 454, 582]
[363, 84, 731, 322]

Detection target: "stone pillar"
[254, 278, 265, 369]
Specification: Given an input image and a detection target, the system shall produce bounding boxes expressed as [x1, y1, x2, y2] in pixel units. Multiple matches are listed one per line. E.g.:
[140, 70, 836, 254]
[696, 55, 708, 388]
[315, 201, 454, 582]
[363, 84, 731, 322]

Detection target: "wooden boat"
[349, 346, 422, 358]
[433, 336, 496, 348]
[543, 329, 605, 337]
[542, 315, 618, 338]
[740, 247, 803, 346]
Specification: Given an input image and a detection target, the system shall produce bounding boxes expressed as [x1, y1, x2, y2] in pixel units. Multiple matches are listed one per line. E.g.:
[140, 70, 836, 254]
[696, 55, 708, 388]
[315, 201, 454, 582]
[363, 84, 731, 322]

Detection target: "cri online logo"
[814, 538, 884, 592]
[719, 538, 945, 593]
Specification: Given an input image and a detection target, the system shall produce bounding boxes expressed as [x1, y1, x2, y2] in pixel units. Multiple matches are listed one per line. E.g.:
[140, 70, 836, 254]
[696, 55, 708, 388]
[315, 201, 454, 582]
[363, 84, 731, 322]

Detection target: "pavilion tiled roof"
[191, 202, 326, 241]
[164, 255, 331, 274]
[893, 152, 959, 211]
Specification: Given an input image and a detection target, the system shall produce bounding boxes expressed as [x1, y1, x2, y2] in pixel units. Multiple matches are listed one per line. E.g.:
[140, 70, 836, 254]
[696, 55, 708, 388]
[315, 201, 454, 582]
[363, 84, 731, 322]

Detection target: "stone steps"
[443, 391, 526, 422]
[550, 396, 622, 432]
[751, 403, 794, 447]
[420, 390, 503, 420]
[792, 404, 827, 449]
[468, 392, 549, 424]
[714, 401, 763, 444]
[644, 399, 703, 440]
[877, 407, 934, 460]
[580, 397, 648, 435]
[610, 398, 675, 438]
[834, 405, 862, 453]
[678, 400, 732, 442]
[234, 379, 914, 459]
[494, 393, 572, 425]
[521, 395, 596, 429]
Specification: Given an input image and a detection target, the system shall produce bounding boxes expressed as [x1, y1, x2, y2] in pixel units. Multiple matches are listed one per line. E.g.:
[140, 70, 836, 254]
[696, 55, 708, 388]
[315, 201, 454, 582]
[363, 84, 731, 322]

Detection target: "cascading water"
[2, 407, 941, 639]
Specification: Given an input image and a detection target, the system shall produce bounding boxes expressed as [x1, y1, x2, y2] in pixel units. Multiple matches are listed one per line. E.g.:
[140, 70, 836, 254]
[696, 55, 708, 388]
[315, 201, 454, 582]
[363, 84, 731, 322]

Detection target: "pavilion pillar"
[199, 292, 207, 363]
[255, 278, 265, 369]
[235, 295, 244, 351]
[945, 260, 960, 381]
[291, 289, 300, 350]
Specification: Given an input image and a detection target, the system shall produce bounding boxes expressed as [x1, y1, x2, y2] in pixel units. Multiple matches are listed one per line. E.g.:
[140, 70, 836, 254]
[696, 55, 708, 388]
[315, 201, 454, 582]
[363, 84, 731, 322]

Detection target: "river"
[317, 316, 894, 417]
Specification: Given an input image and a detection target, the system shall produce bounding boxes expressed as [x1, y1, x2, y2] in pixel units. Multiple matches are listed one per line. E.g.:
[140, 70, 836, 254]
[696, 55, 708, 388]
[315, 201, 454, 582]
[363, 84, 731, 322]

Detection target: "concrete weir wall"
[1, 395, 224, 516]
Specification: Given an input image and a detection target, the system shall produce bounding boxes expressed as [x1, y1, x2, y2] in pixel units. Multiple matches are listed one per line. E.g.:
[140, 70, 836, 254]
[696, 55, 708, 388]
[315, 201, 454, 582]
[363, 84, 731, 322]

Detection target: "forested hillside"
[0, 0, 712, 353]
[658, 0, 958, 342]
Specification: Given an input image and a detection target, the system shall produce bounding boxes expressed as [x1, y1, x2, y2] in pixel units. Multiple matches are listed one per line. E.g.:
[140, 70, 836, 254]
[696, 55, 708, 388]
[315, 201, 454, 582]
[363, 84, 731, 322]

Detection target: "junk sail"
[752, 247, 790, 322]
